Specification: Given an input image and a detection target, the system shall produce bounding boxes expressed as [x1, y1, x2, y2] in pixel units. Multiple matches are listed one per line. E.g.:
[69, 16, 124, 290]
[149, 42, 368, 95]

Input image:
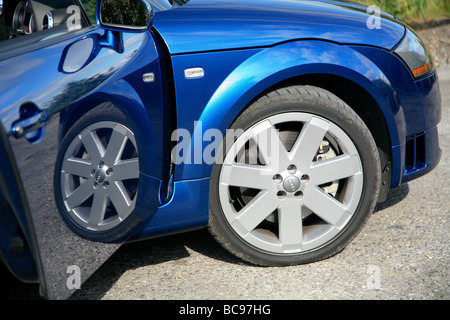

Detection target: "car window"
[79, 0, 95, 23]
[0, 0, 90, 44]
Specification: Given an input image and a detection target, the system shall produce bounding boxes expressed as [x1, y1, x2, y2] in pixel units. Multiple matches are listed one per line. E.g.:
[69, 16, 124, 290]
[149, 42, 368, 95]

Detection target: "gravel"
[417, 21, 450, 67]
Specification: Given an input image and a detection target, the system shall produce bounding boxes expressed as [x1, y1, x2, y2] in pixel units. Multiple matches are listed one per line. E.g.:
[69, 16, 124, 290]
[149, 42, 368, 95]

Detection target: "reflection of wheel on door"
[209, 85, 381, 266]
[54, 103, 140, 242]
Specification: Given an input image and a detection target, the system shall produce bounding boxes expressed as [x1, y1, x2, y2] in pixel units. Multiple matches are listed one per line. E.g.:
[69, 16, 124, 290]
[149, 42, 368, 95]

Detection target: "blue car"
[0, 0, 442, 299]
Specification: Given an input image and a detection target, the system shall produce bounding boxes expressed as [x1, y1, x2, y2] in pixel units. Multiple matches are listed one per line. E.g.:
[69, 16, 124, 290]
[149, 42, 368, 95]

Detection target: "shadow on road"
[0, 182, 411, 300]
[374, 183, 409, 213]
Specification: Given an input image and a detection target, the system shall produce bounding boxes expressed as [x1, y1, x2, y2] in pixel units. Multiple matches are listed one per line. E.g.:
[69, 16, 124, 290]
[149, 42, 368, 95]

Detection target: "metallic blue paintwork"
[0, 29, 164, 179]
[0, 129, 38, 282]
[170, 40, 403, 181]
[153, 0, 406, 54]
[0, 26, 166, 287]
[416, 73, 442, 131]
[350, 46, 442, 186]
[136, 40, 441, 239]
[132, 177, 210, 240]
[0, 0, 442, 287]
[134, 0, 441, 239]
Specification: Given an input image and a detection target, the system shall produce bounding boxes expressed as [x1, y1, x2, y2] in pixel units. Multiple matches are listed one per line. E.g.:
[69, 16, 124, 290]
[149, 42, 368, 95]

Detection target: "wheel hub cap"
[94, 169, 107, 183]
[283, 175, 301, 193]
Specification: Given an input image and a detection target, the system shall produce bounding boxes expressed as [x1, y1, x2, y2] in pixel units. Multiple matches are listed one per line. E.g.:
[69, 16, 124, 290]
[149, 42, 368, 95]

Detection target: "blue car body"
[0, 0, 441, 298]
[135, 0, 442, 238]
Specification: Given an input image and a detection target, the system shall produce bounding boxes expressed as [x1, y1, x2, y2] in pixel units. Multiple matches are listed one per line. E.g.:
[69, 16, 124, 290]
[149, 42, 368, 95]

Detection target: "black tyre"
[209, 85, 381, 266]
[54, 103, 140, 242]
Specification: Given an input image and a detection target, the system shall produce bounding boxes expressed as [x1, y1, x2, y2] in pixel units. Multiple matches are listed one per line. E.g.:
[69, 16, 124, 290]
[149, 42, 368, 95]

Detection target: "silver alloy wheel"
[218, 112, 364, 254]
[60, 121, 139, 232]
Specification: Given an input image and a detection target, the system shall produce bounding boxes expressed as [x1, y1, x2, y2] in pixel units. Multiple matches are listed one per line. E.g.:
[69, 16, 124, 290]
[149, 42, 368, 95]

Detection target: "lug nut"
[301, 174, 310, 183]
[273, 174, 282, 183]
[277, 191, 287, 199]
[294, 191, 303, 199]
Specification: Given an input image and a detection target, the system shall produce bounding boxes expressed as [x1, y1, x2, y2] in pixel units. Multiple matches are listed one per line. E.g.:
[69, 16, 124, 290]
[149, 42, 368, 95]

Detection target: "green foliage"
[81, 0, 97, 23]
[359, 0, 450, 24]
[80, 0, 149, 26]
[101, 0, 149, 26]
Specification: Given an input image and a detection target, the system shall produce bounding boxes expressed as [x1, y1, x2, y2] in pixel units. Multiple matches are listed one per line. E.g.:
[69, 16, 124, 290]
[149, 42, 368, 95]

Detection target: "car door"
[0, 0, 162, 299]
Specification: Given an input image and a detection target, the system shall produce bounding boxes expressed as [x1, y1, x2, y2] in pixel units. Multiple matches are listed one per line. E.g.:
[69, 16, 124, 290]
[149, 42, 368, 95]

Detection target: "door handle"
[11, 110, 46, 141]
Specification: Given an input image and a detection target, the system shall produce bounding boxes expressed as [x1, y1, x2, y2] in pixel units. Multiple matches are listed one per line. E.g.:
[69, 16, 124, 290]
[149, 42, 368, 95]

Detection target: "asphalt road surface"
[1, 66, 449, 301]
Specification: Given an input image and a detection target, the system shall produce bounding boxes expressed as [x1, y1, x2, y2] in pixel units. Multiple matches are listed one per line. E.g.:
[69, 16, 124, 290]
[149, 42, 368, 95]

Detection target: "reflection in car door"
[0, 2, 159, 299]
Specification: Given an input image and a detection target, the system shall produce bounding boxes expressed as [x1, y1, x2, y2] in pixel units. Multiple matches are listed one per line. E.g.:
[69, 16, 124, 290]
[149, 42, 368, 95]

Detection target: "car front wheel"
[209, 85, 381, 266]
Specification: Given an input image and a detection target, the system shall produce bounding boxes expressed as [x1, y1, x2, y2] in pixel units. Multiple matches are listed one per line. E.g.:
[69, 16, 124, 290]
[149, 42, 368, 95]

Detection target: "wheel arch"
[259, 73, 393, 202]
[177, 41, 405, 193]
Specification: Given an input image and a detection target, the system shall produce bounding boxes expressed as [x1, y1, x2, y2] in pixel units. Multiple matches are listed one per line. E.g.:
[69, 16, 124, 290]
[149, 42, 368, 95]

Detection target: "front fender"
[174, 40, 406, 181]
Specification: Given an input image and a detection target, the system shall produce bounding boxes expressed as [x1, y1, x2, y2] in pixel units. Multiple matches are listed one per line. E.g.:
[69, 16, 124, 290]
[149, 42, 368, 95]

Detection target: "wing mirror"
[96, 0, 154, 52]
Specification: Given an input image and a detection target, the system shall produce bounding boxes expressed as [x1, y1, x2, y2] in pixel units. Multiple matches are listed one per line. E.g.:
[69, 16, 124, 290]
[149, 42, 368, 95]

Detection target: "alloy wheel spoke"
[104, 126, 129, 165]
[278, 200, 303, 246]
[254, 120, 290, 172]
[233, 191, 279, 234]
[309, 154, 361, 186]
[107, 181, 134, 219]
[62, 157, 92, 178]
[304, 188, 351, 227]
[88, 191, 108, 228]
[65, 180, 94, 209]
[221, 163, 273, 190]
[290, 117, 329, 168]
[80, 130, 105, 164]
[113, 158, 140, 181]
